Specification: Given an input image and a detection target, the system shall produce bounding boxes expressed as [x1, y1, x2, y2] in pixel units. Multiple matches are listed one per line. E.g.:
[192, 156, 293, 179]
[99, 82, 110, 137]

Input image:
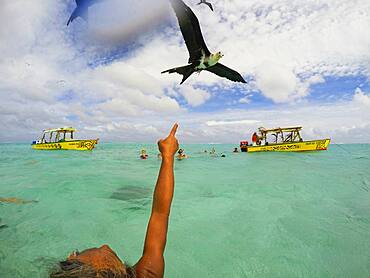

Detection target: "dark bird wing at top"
[67, 0, 88, 26]
[198, 0, 214, 11]
[67, 0, 103, 26]
[206, 63, 247, 83]
[170, 0, 211, 63]
[67, 8, 86, 26]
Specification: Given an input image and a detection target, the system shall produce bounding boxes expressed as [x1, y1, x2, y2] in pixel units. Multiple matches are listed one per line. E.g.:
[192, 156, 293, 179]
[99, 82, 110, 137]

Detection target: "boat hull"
[32, 139, 98, 151]
[242, 139, 330, 153]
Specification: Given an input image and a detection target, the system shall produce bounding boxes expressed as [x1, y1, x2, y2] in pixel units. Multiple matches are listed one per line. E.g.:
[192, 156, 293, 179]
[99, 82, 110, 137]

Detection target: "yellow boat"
[32, 127, 98, 151]
[240, 126, 330, 152]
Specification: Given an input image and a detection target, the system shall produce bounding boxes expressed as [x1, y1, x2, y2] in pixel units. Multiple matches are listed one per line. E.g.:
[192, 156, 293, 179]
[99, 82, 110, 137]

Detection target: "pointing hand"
[158, 124, 179, 159]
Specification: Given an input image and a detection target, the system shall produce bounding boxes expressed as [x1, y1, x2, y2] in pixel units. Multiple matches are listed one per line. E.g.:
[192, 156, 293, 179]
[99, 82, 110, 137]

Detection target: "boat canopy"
[43, 127, 76, 133]
[258, 126, 303, 144]
[38, 127, 77, 143]
[258, 126, 302, 133]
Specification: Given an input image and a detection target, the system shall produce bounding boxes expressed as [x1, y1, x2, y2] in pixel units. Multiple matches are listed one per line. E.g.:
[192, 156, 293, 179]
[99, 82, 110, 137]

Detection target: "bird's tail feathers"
[161, 65, 196, 84]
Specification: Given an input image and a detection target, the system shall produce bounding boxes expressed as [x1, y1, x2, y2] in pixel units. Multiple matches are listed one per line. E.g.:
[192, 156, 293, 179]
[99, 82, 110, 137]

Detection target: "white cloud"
[239, 96, 251, 104]
[254, 61, 299, 102]
[253, 62, 326, 103]
[178, 85, 211, 106]
[206, 120, 260, 126]
[353, 88, 370, 107]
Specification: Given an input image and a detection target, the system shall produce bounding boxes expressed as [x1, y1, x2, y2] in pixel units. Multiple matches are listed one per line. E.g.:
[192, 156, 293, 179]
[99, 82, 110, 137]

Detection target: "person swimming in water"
[140, 149, 148, 159]
[176, 148, 187, 160]
[233, 147, 239, 153]
[50, 124, 180, 278]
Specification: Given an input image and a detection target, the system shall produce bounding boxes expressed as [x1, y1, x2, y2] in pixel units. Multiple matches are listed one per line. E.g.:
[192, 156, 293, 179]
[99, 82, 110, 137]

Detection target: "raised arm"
[135, 124, 179, 277]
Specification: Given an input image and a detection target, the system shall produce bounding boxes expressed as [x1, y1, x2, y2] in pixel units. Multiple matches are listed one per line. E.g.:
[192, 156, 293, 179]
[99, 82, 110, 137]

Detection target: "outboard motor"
[240, 141, 248, 152]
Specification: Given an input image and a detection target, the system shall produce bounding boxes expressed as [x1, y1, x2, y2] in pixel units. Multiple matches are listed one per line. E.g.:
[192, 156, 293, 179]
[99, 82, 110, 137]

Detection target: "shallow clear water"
[0, 143, 370, 277]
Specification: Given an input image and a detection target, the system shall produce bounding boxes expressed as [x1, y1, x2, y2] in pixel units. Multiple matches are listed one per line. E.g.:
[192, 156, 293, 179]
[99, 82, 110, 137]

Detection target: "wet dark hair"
[50, 260, 136, 278]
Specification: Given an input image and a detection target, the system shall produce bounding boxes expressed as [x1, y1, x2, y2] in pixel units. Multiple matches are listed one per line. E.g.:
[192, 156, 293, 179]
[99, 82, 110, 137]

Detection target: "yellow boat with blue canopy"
[240, 126, 330, 152]
[32, 127, 98, 151]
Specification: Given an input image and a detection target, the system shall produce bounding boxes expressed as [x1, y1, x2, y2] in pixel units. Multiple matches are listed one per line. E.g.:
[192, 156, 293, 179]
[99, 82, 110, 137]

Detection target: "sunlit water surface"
[0, 143, 369, 277]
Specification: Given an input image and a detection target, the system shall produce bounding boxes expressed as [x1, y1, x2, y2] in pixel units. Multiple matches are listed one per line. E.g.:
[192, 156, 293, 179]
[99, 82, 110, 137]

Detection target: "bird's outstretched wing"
[206, 63, 247, 83]
[170, 0, 211, 64]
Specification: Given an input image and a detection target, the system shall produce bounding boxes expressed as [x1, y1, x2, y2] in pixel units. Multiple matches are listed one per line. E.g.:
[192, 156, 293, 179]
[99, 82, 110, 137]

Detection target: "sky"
[0, 0, 370, 143]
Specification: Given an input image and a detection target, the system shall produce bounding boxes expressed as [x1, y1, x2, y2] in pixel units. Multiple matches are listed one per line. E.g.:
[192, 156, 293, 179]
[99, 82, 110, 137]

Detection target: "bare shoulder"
[134, 254, 164, 278]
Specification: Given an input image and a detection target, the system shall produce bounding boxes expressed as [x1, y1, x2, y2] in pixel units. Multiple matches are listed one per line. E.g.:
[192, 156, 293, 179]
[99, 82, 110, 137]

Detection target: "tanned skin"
[134, 123, 179, 277]
[61, 124, 179, 278]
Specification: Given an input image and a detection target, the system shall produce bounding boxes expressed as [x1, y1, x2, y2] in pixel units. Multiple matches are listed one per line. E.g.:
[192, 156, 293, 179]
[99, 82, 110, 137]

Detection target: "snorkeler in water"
[140, 149, 148, 159]
[50, 124, 179, 278]
[176, 148, 187, 160]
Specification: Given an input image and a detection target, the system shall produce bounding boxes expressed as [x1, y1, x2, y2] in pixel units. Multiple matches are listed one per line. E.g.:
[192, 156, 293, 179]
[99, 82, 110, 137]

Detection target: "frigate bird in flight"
[162, 0, 246, 84]
[197, 0, 213, 11]
[67, 0, 103, 26]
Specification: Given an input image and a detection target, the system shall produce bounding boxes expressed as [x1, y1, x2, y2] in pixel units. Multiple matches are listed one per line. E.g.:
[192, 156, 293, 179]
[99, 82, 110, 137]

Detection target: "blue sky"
[0, 0, 370, 143]
[308, 75, 370, 103]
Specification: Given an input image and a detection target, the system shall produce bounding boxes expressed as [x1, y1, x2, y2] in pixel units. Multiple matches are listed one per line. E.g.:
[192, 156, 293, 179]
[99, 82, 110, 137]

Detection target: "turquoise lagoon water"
[0, 143, 370, 277]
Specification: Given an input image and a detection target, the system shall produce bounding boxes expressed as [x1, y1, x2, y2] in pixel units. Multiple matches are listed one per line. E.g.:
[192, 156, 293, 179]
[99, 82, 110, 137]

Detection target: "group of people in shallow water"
[141, 146, 241, 160]
[140, 148, 188, 160]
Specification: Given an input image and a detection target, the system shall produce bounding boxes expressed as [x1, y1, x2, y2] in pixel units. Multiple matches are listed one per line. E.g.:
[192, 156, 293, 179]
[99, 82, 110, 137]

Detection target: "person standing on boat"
[50, 124, 179, 278]
[252, 132, 258, 146]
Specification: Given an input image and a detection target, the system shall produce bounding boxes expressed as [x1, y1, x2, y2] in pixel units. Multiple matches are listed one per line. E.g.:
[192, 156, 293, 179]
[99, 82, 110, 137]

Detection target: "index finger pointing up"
[169, 123, 178, 137]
